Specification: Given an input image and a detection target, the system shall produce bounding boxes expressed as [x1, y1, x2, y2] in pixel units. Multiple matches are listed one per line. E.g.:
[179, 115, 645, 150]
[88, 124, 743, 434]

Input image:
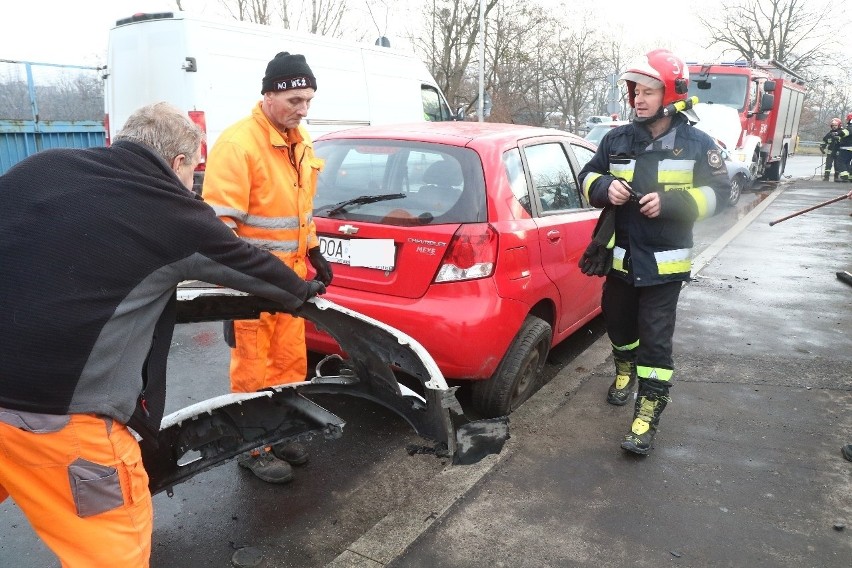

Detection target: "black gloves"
[820, 144, 826, 154]
[305, 279, 326, 299]
[578, 206, 615, 277]
[307, 246, 333, 286]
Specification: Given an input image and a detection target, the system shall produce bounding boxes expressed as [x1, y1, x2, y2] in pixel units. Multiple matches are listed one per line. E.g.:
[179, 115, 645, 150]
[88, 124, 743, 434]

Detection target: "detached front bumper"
[141, 285, 509, 496]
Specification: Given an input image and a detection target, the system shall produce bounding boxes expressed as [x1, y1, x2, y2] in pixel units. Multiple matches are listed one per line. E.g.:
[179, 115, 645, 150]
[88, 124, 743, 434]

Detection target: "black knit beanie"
[261, 52, 317, 94]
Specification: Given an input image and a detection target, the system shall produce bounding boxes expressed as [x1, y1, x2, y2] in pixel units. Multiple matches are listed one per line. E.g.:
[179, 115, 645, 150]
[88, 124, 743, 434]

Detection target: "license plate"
[318, 236, 396, 271]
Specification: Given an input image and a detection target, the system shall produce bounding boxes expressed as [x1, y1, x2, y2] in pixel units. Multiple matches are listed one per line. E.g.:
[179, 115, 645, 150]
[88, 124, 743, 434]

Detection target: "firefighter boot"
[607, 357, 637, 406]
[621, 380, 670, 455]
[823, 173, 830, 181]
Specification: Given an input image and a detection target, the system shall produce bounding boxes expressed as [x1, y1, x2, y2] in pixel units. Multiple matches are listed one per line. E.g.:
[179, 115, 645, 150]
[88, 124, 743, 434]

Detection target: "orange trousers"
[230, 311, 307, 392]
[0, 410, 152, 567]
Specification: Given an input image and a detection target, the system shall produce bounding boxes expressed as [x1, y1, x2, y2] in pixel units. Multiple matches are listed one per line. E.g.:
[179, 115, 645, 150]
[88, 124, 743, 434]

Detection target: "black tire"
[728, 173, 744, 206]
[472, 315, 552, 417]
[765, 147, 787, 182]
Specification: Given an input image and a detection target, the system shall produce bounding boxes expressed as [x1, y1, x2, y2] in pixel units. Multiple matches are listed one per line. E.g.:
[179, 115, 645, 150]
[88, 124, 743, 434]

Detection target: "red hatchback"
[306, 122, 603, 417]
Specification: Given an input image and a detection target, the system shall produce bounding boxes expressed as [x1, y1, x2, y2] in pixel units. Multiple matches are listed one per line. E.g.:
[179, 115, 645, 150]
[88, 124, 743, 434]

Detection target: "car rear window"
[313, 139, 486, 226]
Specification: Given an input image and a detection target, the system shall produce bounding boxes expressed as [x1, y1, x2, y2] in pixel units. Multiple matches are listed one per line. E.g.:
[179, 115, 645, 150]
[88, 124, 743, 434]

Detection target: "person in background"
[837, 113, 852, 182]
[578, 49, 730, 455]
[202, 52, 333, 484]
[819, 117, 848, 182]
[0, 102, 325, 567]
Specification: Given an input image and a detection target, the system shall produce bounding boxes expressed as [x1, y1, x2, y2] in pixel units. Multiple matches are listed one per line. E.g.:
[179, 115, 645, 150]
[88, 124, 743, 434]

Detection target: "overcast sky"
[1, 0, 850, 69]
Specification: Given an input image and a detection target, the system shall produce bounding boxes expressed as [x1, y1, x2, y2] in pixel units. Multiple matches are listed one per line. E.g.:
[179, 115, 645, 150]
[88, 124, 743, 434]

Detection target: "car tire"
[729, 173, 744, 206]
[472, 315, 552, 418]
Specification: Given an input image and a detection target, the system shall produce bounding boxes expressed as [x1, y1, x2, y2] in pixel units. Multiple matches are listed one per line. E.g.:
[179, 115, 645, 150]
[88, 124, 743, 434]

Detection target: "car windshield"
[585, 125, 614, 145]
[313, 139, 486, 225]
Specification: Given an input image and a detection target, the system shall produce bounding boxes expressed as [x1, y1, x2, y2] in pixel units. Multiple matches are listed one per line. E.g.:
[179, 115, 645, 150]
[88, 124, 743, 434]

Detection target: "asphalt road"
[0, 155, 832, 567]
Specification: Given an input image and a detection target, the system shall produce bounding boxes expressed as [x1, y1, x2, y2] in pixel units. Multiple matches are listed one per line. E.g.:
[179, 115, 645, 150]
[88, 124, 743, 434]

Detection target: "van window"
[422, 86, 453, 121]
[314, 139, 485, 225]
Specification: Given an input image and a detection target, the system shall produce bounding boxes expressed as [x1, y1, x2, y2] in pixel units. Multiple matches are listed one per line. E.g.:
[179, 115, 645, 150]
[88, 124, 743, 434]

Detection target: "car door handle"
[546, 229, 561, 242]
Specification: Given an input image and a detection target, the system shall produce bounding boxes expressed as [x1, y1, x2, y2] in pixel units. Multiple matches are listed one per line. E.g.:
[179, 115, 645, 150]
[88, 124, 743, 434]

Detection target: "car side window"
[502, 148, 532, 216]
[523, 143, 582, 213]
[570, 144, 595, 171]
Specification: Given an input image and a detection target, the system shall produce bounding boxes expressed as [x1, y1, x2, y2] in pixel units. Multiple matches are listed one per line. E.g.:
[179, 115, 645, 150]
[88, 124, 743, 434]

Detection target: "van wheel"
[472, 316, 552, 418]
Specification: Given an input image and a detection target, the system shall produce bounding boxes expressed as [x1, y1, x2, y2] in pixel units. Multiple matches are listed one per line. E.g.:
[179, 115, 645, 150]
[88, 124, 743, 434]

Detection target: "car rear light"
[187, 110, 207, 170]
[434, 223, 497, 283]
[104, 113, 110, 147]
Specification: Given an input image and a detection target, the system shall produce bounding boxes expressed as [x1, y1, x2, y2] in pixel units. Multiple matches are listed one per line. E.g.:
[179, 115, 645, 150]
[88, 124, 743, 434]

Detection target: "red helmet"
[619, 49, 689, 108]
[846, 113, 852, 122]
[831, 117, 842, 127]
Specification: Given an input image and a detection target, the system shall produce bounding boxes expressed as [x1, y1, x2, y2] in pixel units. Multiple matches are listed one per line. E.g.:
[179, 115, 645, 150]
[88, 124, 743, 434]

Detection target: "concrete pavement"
[330, 179, 852, 567]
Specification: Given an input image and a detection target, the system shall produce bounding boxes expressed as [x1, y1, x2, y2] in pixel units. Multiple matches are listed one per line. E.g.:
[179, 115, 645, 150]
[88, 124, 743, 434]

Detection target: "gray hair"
[115, 102, 204, 167]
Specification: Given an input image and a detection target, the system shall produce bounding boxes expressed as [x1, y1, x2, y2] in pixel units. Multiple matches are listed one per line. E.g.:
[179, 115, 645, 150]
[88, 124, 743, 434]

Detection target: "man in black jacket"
[0, 102, 324, 567]
[578, 50, 730, 455]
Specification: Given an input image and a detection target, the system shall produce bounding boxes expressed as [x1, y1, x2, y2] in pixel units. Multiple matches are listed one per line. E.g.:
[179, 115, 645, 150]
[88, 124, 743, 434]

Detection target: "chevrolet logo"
[338, 224, 359, 235]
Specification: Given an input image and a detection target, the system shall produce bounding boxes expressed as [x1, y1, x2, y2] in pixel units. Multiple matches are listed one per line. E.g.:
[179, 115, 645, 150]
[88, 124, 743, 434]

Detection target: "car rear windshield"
[313, 139, 486, 226]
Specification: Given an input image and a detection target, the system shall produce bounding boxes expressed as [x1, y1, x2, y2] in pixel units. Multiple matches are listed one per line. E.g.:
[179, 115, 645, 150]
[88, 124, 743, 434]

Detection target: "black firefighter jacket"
[0, 140, 313, 441]
[578, 114, 731, 287]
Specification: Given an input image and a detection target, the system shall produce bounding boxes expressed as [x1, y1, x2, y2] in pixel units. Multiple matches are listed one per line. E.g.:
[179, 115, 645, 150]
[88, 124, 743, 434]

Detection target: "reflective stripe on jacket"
[202, 103, 324, 273]
[578, 114, 730, 286]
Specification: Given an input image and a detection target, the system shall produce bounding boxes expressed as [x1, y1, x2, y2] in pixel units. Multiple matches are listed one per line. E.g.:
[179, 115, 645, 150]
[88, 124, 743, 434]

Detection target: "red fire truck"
[688, 60, 807, 181]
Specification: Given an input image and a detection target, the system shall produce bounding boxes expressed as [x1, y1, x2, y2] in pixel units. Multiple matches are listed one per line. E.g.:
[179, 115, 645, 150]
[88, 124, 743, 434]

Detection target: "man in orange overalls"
[203, 52, 333, 484]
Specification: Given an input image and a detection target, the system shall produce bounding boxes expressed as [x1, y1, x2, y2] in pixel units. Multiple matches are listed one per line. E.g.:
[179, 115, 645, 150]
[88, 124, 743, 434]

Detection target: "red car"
[306, 122, 603, 417]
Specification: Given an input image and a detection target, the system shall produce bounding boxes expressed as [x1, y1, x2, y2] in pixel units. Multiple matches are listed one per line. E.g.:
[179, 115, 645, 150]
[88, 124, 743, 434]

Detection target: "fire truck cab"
[688, 60, 807, 181]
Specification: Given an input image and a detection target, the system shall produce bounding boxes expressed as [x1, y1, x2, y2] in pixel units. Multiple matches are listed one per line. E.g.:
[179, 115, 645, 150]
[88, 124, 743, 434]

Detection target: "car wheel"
[729, 173, 744, 206]
[471, 315, 552, 417]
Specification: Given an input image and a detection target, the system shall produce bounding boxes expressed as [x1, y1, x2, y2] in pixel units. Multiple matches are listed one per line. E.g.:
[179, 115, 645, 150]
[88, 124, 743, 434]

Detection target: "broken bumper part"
[143, 286, 509, 495]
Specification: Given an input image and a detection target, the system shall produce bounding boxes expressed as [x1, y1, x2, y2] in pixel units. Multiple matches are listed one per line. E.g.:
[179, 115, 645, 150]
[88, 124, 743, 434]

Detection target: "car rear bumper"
[306, 279, 530, 380]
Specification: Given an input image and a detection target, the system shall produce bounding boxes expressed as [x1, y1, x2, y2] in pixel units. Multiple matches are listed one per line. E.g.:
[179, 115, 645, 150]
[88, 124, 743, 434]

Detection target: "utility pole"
[478, 0, 485, 122]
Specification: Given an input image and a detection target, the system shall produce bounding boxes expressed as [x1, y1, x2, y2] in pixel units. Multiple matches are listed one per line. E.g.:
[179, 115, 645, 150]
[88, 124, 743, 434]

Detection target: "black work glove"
[578, 206, 615, 277]
[307, 246, 333, 286]
[223, 320, 236, 348]
[820, 144, 826, 154]
[305, 279, 326, 300]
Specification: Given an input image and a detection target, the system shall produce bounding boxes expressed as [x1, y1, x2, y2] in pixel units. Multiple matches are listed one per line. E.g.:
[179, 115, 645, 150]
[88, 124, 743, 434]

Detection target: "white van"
[103, 11, 458, 187]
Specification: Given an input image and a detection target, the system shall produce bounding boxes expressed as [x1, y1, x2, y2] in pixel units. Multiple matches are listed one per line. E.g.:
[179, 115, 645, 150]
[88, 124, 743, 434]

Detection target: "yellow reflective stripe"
[610, 161, 635, 182]
[637, 366, 673, 381]
[654, 248, 692, 275]
[688, 185, 718, 220]
[613, 339, 640, 352]
[657, 159, 694, 184]
[583, 172, 602, 201]
[631, 417, 651, 435]
[612, 246, 627, 272]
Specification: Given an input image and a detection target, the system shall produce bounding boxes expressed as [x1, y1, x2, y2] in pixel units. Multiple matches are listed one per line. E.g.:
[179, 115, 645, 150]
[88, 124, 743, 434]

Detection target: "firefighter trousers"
[0, 410, 152, 567]
[601, 276, 682, 383]
[230, 312, 308, 393]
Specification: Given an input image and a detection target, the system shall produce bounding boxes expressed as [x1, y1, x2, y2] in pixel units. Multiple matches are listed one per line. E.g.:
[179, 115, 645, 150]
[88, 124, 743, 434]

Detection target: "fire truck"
[688, 60, 807, 181]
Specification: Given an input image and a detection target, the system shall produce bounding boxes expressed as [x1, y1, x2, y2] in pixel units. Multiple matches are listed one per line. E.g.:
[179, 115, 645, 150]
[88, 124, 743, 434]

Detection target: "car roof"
[316, 121, 589, 147]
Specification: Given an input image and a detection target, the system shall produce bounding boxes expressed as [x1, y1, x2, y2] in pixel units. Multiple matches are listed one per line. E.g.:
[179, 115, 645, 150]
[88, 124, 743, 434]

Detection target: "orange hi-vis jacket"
[203, 103, 324, 390]
[203, 103, 324, 275]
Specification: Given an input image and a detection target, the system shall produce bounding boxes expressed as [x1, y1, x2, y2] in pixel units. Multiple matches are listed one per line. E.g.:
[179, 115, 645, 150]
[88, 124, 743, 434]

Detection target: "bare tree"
[698, 0, 837, 72]
[411, 0, 499, 111]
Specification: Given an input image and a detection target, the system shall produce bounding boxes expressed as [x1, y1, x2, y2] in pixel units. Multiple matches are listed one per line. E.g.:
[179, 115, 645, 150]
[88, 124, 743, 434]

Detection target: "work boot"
[842, 444, 852, 462]
[238, 449, 294, 484]
[271, 441, 309, 466]
[607, 358, 636, 406]
[621, 380, 670, 455]
[823, 174, 830, 181]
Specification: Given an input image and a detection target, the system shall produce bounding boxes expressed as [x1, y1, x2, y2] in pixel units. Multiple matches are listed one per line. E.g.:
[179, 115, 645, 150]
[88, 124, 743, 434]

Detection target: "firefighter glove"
[308, 246, 333, 286]
[305, 279, 326, 300]
[820, 144, 826, 154]
[578, 206, 615, 277]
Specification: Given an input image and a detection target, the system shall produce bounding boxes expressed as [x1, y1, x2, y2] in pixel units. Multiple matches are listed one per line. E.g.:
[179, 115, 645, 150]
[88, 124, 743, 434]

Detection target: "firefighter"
[202, 52, 333, 484]
[819, 117, 848, 181]
[0, 102, 325, 566]
[838, 113, 852, 182]
[578, 49, 730, 455]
